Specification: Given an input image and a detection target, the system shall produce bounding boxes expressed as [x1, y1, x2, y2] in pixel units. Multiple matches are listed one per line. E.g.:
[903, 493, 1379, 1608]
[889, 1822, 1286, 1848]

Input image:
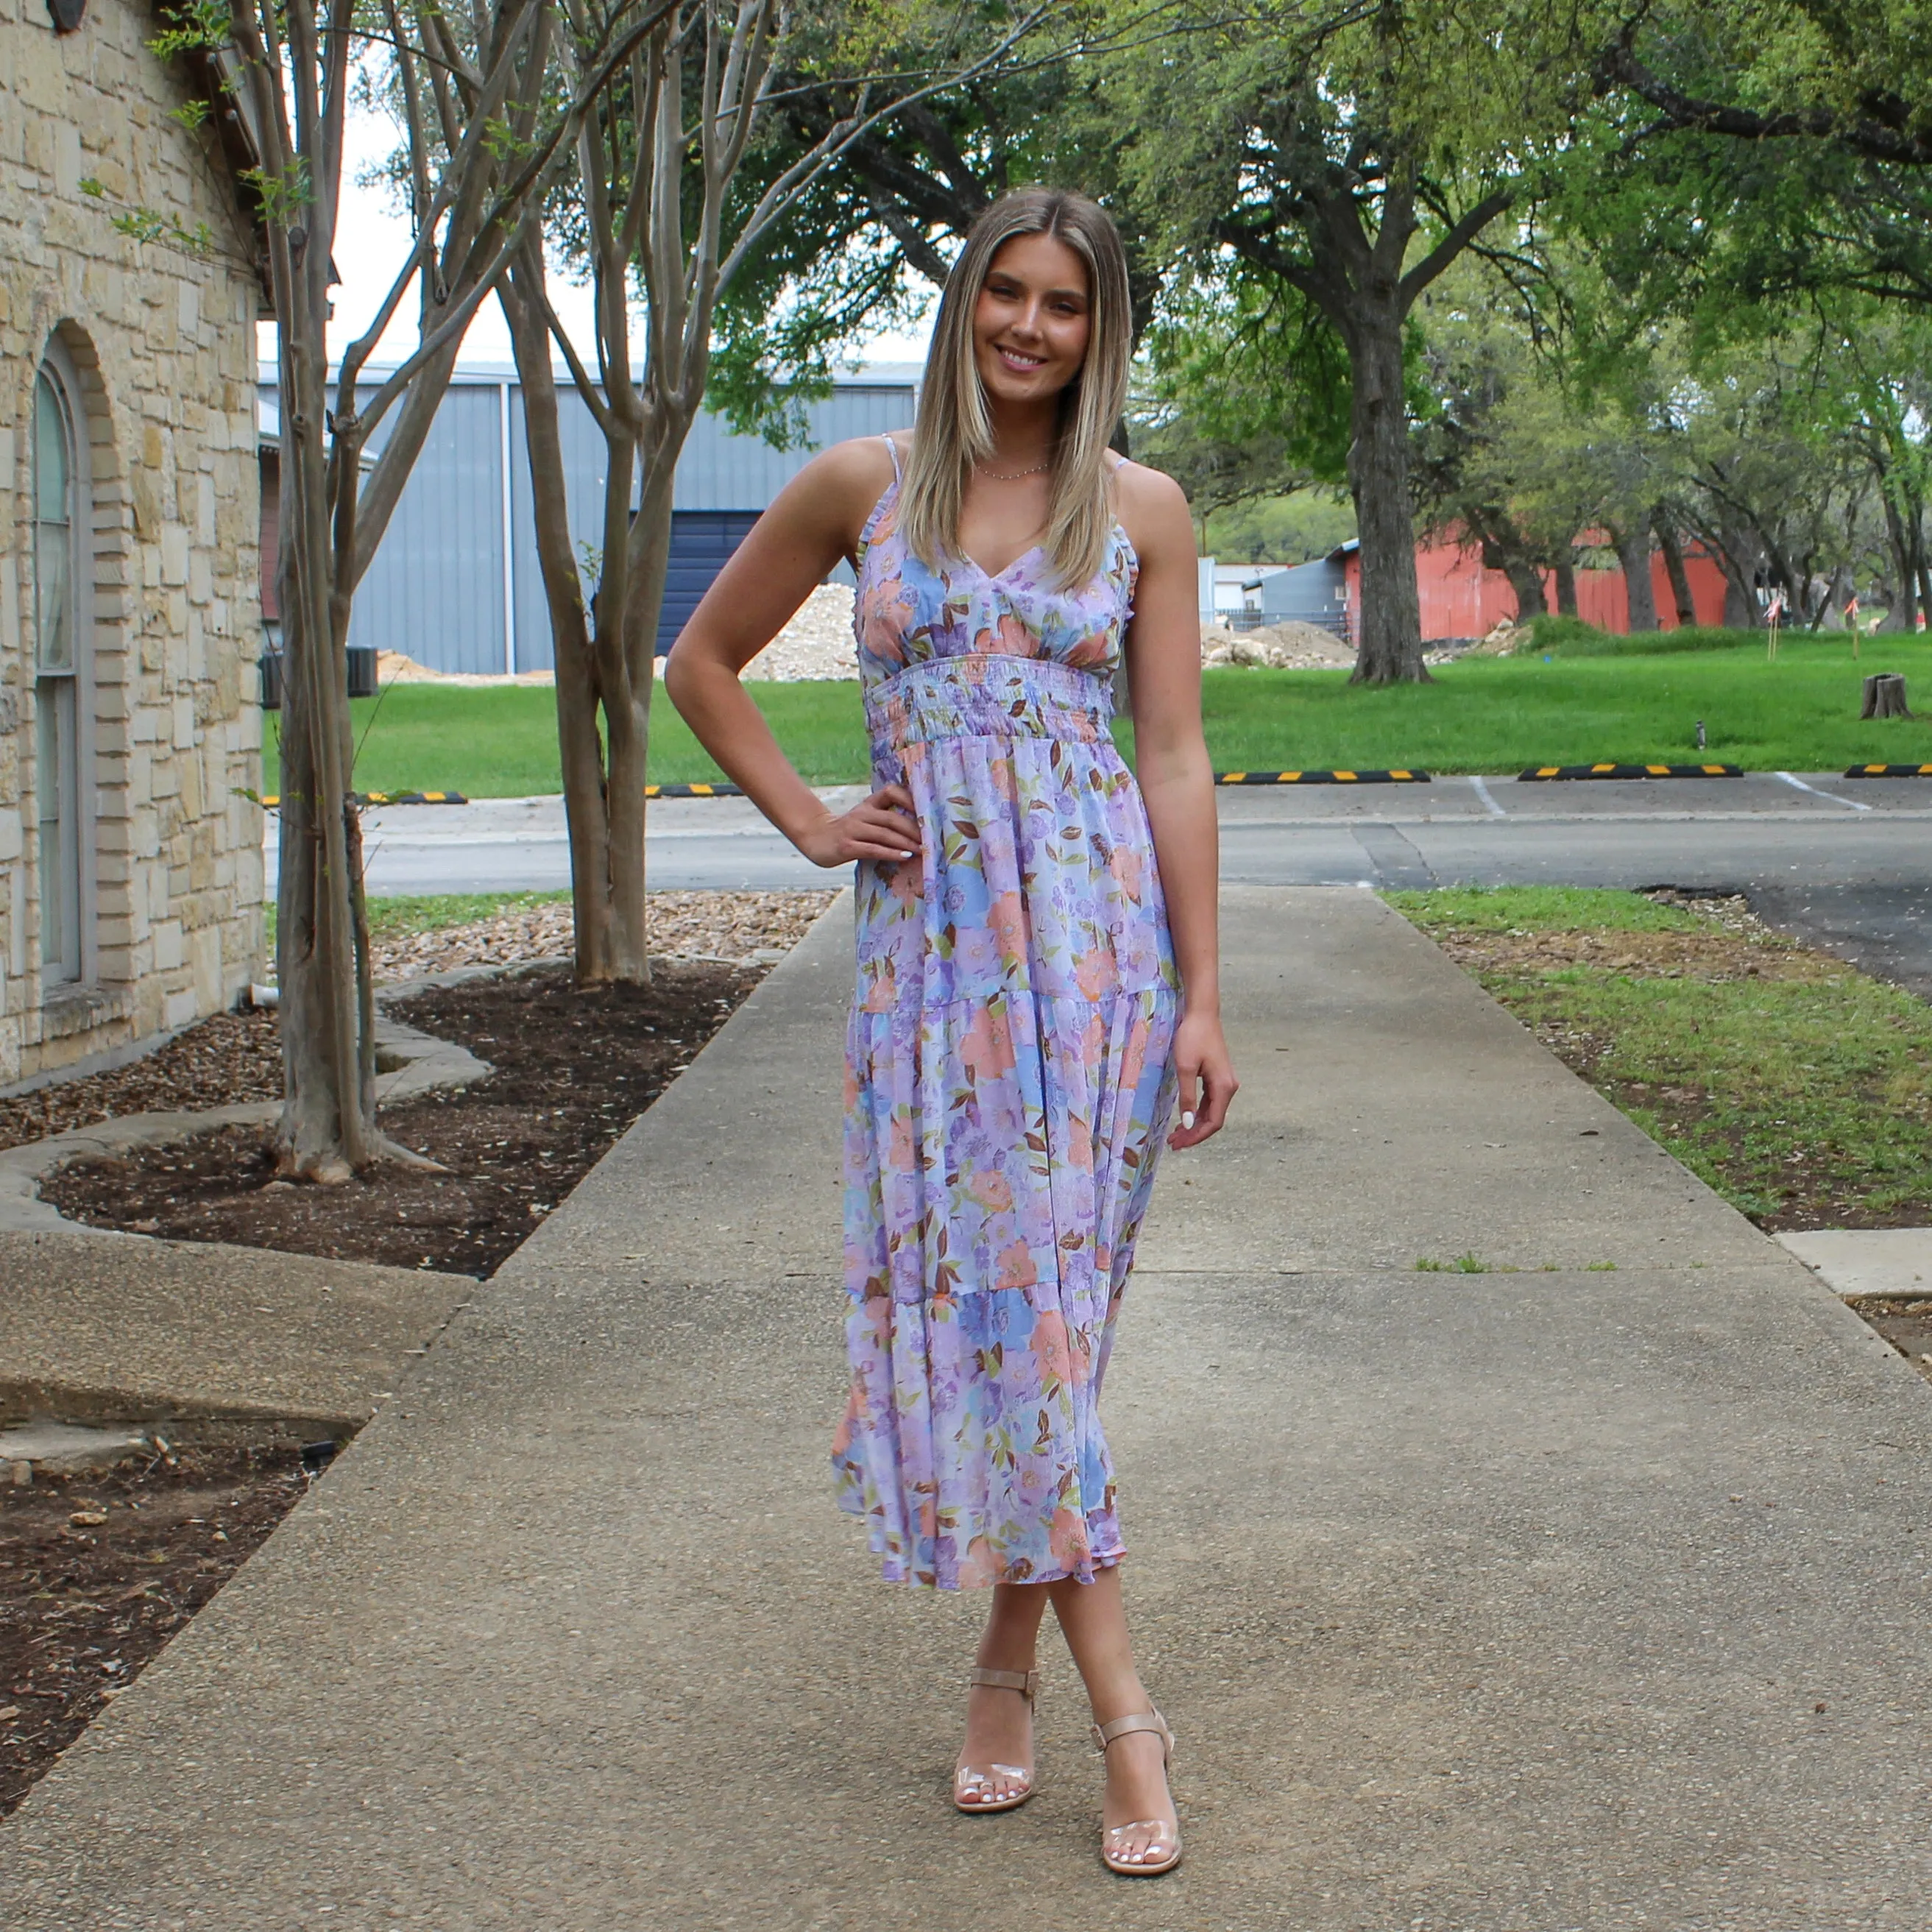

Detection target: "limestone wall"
[0, 0, 265, 1087]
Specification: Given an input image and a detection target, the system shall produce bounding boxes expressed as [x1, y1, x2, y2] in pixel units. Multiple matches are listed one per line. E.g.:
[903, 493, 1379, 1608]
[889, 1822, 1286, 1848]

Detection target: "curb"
[1844, 763, 1932, 778]
[1518, 762, 1744, 781]
[1214, 768, 1430, 785]
[258, 791, 467, 809]
[645, 781, 743, 798]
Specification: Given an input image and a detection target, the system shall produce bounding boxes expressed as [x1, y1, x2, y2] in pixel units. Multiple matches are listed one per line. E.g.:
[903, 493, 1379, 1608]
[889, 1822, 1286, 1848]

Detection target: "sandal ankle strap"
[969, 1665, 1038, 1705]
[1091, 1708, 1172, 1760]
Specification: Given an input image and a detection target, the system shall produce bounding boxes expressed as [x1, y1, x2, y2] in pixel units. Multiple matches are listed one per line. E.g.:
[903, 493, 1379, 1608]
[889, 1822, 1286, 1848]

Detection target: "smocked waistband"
[864, 654, 1114, 751]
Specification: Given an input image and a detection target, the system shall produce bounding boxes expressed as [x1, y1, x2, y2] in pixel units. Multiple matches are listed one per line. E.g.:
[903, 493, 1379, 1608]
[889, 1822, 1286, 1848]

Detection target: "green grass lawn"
[265, 629, 1932, 797]
[1174, 631, 1932, 775]
[1387, 884, 1932, 1230]
[263, 680, 868, 797]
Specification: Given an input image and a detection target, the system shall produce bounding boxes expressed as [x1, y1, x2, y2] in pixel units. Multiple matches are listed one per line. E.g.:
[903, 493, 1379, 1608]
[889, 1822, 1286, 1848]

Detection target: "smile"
[995, 347, 1046, 372]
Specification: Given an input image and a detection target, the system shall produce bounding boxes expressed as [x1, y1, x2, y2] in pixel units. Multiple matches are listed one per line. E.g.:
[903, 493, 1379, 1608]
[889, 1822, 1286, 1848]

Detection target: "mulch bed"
[42, 961, 758, 1278]
[0, 1011, 281, 1153]
[1, 1440, 310, 1818]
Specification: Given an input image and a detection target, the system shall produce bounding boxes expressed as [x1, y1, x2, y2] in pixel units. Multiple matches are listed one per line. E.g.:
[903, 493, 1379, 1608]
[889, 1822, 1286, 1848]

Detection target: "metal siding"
[671, 387, 913, 509]
[261, 372, 913, 675]
[507, 382, 617, 673]
[300, 381, 508, 675]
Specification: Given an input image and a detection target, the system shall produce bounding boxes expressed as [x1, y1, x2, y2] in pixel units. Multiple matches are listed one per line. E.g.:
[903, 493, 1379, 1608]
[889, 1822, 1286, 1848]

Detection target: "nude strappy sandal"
[952, 1666, 1038, 1814]
[1091, 1708, 1182, 1876]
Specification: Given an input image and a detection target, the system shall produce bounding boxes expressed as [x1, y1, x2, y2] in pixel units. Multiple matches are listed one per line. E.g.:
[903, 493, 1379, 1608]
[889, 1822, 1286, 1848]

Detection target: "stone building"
[1, 0, 265, 1089]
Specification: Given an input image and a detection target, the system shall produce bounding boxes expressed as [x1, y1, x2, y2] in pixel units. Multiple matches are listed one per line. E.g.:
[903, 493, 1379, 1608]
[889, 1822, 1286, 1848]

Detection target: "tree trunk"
[1653, 511, 1698, 627]
[274, 328, 373, 1184]
[1346, 303, 1427, 684]
[1612, 524, 1657, 631]
[1880, 492, 1919, 631]
[1722, 570, 1756, 629]
[500, 263, 625, 983]
[1554, 556, 1578, 618]
[1504, 556, 1547, 622]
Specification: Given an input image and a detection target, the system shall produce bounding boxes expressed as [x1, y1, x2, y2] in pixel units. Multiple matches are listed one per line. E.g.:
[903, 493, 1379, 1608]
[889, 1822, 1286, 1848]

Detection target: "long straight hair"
[900, 188, 1132, 590]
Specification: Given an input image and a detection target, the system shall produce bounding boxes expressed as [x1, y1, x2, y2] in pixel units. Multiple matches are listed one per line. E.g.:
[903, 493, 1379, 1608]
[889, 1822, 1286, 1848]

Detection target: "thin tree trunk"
[1654, 511, 1698, 627]
[1612, 524, 1657, 631]
[1554, 556, 1578, 618]
[501, 261, 622, 982]
[1346, 302, 1427, 684]
[1880, 492, 1918, 630]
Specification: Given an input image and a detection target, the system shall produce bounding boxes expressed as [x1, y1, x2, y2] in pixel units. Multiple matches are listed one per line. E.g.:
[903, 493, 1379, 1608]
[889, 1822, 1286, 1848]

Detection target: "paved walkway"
[4, 889, 1929, 1928]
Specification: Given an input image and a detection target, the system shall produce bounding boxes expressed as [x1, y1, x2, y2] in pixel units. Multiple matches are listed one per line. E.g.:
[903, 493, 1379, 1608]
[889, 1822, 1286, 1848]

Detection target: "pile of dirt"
[739, 584, 859, 682]
[1, 1441, 308, 1817]
[42, 960, 759, 1278]
[1201, 620, 1354, 669]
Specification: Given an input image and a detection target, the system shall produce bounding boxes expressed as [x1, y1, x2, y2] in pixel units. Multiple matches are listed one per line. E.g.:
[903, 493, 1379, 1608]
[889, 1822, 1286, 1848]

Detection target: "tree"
[501, 3, 1052, 983]
[1125, 1, 1596, 682]
[152, 0, 666, 1177]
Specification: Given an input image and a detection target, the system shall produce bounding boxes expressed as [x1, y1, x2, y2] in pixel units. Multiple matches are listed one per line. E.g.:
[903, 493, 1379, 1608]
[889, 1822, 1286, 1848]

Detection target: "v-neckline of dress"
[959, 541, 1047, 586]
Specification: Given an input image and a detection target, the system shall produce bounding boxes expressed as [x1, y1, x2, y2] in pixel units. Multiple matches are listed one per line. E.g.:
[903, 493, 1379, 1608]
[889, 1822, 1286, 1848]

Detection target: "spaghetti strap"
[882, 432, 904, 481]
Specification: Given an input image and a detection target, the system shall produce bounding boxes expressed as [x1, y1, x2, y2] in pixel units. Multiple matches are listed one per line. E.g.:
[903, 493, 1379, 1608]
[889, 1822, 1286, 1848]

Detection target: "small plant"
[1416, 1252, 1490, 1273]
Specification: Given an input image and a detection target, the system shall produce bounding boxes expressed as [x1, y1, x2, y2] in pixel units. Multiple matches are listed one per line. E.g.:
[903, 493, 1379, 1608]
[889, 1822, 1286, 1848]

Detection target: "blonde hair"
[900, 188, 1131, 590]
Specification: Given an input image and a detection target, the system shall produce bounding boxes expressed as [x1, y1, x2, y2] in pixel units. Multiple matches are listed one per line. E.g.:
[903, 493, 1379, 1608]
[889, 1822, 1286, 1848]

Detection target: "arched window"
[32, 348, 85, 984]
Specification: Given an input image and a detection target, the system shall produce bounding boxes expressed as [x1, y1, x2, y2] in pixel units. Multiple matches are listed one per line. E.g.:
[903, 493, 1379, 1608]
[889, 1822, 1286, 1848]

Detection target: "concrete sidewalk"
[4, 888, 1929, 1929]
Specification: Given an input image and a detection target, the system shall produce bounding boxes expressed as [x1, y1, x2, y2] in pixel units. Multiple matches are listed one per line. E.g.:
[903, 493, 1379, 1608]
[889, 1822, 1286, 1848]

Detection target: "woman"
[667, 186, 1236, 1878]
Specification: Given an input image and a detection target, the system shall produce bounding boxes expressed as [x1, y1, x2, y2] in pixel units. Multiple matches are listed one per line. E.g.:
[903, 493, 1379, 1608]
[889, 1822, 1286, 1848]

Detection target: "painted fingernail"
[1181, 1111, 1196, 1129]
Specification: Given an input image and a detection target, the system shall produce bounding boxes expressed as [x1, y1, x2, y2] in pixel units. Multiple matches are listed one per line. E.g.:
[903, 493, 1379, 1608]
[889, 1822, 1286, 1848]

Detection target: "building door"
[659, 511, 762, 654]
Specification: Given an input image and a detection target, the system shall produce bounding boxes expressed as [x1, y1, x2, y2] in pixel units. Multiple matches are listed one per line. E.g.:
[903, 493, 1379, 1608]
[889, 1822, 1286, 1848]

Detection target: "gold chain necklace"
[975, 458, 1051, 482]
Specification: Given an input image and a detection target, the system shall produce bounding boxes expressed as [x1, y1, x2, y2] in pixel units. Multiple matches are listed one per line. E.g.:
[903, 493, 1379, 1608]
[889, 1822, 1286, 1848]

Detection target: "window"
[32, 357, 83, 983]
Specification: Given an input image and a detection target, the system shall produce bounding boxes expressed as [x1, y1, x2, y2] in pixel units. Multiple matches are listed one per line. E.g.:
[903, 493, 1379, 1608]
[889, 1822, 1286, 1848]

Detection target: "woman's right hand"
[792, 782, 925, 868]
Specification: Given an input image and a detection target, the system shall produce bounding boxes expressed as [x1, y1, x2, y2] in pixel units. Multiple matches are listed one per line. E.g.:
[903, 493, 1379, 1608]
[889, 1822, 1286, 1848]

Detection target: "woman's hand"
[792, 783, 925, 868]
[1169, 1008, 1237, 1150]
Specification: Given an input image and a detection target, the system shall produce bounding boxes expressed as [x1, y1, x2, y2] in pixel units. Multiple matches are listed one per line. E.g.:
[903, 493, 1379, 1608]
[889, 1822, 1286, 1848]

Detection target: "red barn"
[1332, 536, 1731, 644]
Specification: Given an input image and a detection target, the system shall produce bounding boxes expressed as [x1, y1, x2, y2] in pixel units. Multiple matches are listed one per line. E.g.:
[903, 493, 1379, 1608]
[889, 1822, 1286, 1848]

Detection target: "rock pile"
[1201, 620, 1356, 669]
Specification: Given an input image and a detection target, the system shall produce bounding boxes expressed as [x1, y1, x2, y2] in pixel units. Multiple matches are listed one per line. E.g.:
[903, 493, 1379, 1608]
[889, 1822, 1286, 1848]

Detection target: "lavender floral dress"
[830, 436, 1181, 1590]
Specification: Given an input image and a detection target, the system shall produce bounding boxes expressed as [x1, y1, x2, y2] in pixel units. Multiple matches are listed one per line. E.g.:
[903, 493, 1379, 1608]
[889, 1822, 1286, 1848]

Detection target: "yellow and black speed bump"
[1214, 768, 1431, 785]
[1518, 762, 1742, 781]
[644, 781, 744, 799]
[258, 790, 467, 808]
[1844, 762, 1932, 778]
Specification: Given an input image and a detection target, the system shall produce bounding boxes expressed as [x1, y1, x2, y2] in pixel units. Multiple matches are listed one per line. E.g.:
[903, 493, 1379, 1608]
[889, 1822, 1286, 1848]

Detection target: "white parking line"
[1468, 774, 1507, 819]
[1775, 771, 1871, 812]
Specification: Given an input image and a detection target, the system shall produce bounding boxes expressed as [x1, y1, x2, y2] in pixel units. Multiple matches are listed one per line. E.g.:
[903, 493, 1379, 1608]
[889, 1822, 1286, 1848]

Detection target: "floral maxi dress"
[831, 438, 1181, 1590]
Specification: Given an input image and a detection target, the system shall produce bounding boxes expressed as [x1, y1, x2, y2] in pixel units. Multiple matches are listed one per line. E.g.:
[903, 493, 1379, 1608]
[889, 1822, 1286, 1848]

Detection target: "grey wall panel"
[349, 382, 506, 674]
[262, 372, 914, 676]
[670, 386, 914, 510]
[507, 383, 615, 674]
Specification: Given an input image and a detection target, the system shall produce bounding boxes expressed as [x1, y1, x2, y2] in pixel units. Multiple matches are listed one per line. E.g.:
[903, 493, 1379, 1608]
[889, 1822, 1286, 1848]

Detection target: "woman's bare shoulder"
[764, 433, 907, 552]
[1110, 456, 1193, 557]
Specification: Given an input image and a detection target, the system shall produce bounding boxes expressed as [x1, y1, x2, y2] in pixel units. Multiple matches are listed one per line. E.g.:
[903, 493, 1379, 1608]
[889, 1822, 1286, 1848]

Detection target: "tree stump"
[1861, 672, 1912, 719]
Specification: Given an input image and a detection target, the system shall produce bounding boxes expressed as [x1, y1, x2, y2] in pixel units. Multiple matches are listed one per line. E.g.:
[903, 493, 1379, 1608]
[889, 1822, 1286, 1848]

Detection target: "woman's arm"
[664, 437, 924, 869]
[1117, 463, 1238, 1147]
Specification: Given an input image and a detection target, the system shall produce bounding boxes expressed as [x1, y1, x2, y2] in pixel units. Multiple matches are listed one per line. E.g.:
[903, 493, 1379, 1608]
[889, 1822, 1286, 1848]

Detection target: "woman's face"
[972, 230, 1092, 411]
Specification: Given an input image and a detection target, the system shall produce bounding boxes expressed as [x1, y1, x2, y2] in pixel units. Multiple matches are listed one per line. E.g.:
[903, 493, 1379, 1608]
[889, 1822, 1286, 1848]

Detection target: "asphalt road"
[271, 770, 1932, 992]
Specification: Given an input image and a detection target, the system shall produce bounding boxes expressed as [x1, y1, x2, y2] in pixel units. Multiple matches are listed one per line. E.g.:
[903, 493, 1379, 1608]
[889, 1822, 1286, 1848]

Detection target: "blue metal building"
[258, 363, 919, 675]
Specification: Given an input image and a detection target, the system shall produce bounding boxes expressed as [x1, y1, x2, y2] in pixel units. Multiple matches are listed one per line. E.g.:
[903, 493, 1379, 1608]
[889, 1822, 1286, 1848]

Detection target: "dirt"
[41, 960, 760, 1278]
[1847, 1300, 1932, 1382]
[1, 1440, 311, 1818]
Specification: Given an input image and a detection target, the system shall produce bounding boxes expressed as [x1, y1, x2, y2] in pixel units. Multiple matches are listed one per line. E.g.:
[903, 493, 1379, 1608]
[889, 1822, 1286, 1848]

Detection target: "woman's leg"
[1047, 1565, 1176, 1862]
[956, 1581, 1050, 1803]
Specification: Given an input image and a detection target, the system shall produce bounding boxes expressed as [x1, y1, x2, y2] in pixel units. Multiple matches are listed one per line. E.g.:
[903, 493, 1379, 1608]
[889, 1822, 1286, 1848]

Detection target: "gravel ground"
[367, 889, 835, 980]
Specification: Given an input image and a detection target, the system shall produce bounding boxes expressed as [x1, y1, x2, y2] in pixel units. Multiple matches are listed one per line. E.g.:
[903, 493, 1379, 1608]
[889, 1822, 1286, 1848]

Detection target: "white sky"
[256, 105, 933, 374]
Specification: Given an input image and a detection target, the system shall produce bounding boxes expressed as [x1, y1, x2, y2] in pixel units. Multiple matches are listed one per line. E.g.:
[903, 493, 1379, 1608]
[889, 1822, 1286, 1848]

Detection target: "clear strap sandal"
[1091, 1708, 1182, 1876]
[952, 1666, 1038, 1814]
